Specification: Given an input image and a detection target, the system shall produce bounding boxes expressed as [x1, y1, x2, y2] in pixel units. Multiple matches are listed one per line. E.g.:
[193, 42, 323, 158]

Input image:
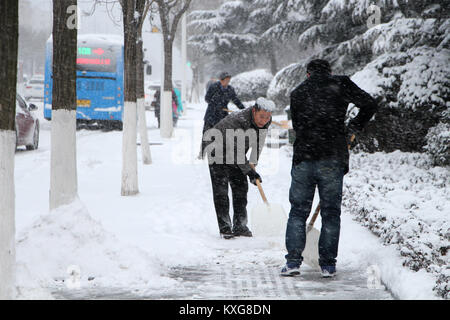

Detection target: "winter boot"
[280, 262, 301, 277]
[220, 230, 235, 239]
[320, 266, 337, 278]
[233, 227, 253, 237]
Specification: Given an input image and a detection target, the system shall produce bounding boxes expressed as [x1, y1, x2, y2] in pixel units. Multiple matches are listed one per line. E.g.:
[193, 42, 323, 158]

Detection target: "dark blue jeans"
[285, 159, 345, 267]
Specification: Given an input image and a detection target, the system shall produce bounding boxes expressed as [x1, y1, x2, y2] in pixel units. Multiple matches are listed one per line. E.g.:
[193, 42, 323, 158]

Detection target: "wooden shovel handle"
[271, 120, 290, 129]
[348, 134, 355, 149]
[308, 203, 321, 228]
[255, 179, 269, 205]
[249, 163, 269, 205]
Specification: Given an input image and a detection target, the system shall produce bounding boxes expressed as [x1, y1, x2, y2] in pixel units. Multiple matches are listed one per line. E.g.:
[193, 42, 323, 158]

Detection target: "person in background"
[173, 86, 183, 115]
[199, 71, 245, 158]
[205, 76, 217, 92]
[152, 89, 179, 128]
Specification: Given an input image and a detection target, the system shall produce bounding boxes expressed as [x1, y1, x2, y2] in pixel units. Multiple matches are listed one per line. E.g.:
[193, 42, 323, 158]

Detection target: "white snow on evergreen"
[230, 69, 273, 102]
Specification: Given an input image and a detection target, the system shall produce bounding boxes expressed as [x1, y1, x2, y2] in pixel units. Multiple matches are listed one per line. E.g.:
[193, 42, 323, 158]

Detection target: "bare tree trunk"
[136, 0, 152, 164]
[121, 0, 139, 195]
[155, 0, 192, 138]
[163, 39, 174, 92]
[158, 4, 174, 138]
[268, 46, 277, 75]
[160, 37, 174, 137]
[0, 0, 19, 299]
[50, 0, 78, 210]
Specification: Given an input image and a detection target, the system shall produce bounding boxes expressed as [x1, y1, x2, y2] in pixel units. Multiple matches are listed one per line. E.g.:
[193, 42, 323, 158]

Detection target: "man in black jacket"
[200, 72, 245, 157]
[204, 98, 274, 239]
[281, 59, 378, 277]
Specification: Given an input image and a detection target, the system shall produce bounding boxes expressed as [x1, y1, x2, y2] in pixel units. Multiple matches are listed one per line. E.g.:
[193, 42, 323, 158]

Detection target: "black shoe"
[233, 229, 253, 237]
[220, 230, 235, 239]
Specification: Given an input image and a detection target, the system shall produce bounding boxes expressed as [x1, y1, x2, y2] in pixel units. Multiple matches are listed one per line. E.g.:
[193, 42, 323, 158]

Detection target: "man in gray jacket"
[203, 97, 274, 239]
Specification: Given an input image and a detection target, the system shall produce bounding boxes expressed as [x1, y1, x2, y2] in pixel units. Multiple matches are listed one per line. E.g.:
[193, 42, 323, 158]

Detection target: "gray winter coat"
[203, 107, 271, 174]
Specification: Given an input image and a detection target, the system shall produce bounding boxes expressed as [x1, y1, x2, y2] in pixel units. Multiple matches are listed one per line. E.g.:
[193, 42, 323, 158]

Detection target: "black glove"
[247, 169, 262, 186]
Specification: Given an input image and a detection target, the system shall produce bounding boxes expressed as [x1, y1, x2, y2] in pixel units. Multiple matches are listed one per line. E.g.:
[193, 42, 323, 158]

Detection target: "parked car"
[15, 93, 39, 150]
[24, 74, 45, 100]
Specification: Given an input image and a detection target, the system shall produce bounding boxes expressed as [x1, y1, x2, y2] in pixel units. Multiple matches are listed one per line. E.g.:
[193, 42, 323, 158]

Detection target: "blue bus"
[44, 34, 124, 130]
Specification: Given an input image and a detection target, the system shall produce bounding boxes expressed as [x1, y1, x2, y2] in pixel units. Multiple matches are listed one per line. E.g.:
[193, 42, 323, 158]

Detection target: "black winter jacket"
[204, 81, 245, 126]
[290, 71, 378, 174]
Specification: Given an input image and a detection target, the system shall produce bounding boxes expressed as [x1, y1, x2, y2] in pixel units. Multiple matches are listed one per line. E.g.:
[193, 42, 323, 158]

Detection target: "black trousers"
[200, 120, 214, 157]
[208, 164, 249, 233]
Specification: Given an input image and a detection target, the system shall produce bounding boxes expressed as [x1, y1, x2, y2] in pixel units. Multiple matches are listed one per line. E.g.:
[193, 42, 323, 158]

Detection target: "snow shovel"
[303, 134, 356, 269]
[303, 203, 321, 269]
[249, 164, 287, 237]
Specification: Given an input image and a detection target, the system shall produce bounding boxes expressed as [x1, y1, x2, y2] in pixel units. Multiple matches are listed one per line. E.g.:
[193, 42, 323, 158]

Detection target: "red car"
[15, 93, 39, 150]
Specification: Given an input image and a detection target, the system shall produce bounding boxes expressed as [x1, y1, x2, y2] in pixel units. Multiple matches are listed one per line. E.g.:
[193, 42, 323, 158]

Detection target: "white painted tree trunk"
[50, 109, 78, 210]
[0, 130, 16, 299]
[121, 101, 139, 196]
[137, 98, 152, 165]
[160, 91, 173, 138]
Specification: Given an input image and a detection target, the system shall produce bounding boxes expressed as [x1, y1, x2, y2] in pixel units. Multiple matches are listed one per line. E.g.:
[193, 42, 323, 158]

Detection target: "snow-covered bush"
[230, 69, 273, 102]
[349, 46, 449, 153]
[267, 62, 306, 110]
[424, 122, 450, 166]
[344, 151, 450, 299]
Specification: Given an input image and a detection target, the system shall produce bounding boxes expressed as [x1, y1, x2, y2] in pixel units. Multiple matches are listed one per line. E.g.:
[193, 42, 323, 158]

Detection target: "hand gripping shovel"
[303, 134, 356, 269]
[249, 164, 287, 237]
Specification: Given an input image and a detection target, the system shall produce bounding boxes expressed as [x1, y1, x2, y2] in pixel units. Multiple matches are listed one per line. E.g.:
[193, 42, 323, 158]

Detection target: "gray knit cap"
[219, 71, 232, 80]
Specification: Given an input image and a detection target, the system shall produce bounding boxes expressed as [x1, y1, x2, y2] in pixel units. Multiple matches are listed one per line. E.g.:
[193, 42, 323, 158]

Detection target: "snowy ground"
[13, 100, 446, 299]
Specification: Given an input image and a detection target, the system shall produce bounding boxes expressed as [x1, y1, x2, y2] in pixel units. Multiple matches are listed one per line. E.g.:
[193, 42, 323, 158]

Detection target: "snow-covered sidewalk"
[13, 102, 445, 299]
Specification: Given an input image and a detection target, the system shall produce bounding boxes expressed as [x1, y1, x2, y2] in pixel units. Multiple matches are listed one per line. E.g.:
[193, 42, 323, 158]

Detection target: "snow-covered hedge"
[230, 69, 273, 102]
[424, 122, 450, 166]
[267, 62, 306, 110]
[344, 151, 450, 299]
[349, 46, 449, 153]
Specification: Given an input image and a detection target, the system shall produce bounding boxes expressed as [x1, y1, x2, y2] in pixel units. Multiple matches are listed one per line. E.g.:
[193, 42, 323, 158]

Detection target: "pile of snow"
[15, 199, 176, 298]
[343, 151, 449, 298]
[230, 69, 274, 103]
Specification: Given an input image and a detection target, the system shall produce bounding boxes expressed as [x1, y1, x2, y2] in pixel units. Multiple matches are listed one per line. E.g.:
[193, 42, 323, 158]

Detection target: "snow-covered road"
[14, 101, 438, 299]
